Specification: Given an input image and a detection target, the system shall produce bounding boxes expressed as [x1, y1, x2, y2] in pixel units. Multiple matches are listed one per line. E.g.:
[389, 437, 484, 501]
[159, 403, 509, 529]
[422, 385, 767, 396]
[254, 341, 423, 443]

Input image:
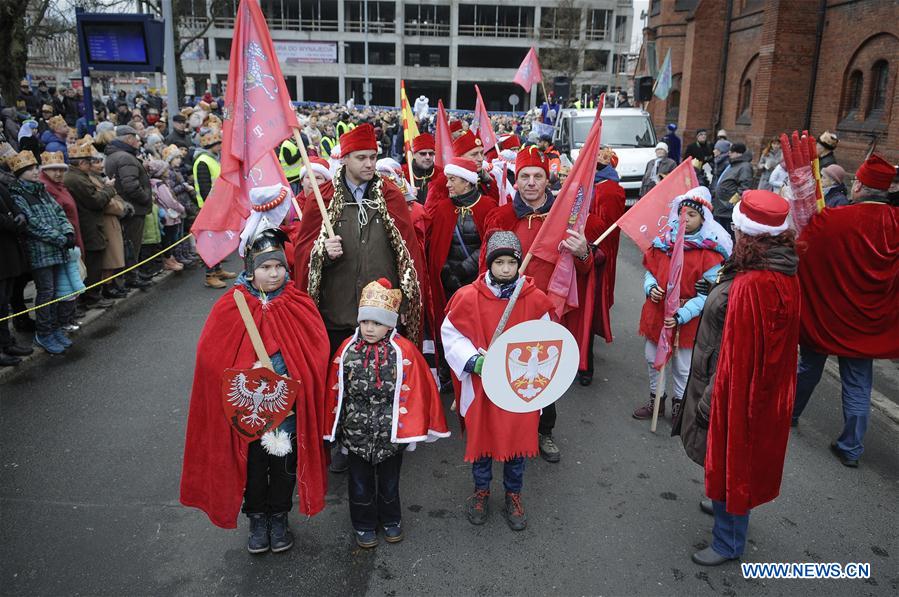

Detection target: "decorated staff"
[180, 227, 331, 554]
[441, 231, 553, 532]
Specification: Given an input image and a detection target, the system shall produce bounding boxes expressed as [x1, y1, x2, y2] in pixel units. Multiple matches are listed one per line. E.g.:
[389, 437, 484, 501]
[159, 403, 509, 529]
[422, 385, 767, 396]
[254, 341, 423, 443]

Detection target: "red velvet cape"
[584, 179, 627, 342]
[180, 283, 330, 528]
[403, 164, 448, 206]
[424, 191, 497, 330]
[445, 276, 553, 461]
[798, 203, 899, 358]
[705, 269, 801, 515]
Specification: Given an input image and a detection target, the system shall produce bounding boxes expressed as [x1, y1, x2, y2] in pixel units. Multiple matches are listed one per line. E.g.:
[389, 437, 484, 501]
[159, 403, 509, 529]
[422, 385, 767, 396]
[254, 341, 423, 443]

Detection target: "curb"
[0, 269, 183, 385]
[823, 358, 899, 427]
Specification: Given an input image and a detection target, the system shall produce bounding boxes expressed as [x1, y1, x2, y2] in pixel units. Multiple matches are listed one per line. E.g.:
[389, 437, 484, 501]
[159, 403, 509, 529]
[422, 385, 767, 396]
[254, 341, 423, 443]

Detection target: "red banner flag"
[191, 0, 297, 267]
[653, 217, 686, 370]
[514, 47, 543, 91]
[528, 97, 604, 317]
[471, 85, 498, 151]
[434, 99, 454, 169]
[615, 160, 699, 253]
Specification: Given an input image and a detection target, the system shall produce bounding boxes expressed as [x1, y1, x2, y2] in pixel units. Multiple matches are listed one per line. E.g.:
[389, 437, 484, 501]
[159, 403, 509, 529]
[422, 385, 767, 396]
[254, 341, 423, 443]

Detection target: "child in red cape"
[324, 278, 449, 549]
[441, 231, 553, 532]
[180, 228, 330, 554]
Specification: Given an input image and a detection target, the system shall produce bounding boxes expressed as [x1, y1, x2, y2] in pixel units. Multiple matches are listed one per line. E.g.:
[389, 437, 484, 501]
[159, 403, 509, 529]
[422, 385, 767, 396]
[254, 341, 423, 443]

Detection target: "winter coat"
[0, 181, 29, 279]
[757, 148, 782, 191]
[9, 179, 74, 269]
[164, 128, 192, 150]
[95, 174, 127, 270]
[166, 168, 197, 218]
[64, 167, 115, 252]
[151, 178, 185, 225]
[824, 184, 850, 208]
[105, 140, 152, 216]
[640, 157, 676, 196]
[713, 153, 753, 219]
[39, 129, 68, 159]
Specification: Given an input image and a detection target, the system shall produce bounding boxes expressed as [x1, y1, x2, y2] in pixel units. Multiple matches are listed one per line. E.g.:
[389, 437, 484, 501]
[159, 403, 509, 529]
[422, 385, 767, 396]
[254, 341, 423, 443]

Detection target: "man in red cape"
[483, 146, 597, 462]
[180, 229, 330, 550]
[453, 131, 500, 201]
[402, 133, 447, 205]
[792, 153, 899, 467]
[441, 231, 553, 532]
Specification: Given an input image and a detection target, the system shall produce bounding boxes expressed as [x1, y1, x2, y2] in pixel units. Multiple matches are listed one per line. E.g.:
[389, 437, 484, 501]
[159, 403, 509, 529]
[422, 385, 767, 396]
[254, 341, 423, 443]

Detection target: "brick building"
[636, 0, 897, 173]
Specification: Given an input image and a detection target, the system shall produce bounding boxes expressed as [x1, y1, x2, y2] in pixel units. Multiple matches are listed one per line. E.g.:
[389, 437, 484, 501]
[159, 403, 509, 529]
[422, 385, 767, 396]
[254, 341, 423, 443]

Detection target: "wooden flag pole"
[293, 128, 334, 238]
[233, 290, 274, 371]
[406, 148, 417, 195]
[650, 330, 680, 433]
[592, 222, 619, 246]
[540, 81, 550, 105]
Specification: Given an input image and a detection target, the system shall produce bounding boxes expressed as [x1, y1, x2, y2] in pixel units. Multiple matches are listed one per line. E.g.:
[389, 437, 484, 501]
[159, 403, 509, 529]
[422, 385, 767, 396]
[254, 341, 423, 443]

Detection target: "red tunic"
[585, 179, 627, 342]
[639, 246, 725, 349]
[444, 276, 553, 461]
[705, 269, 801, 515]
[798, 203, 899, 358]
[180, 284, 330, 528]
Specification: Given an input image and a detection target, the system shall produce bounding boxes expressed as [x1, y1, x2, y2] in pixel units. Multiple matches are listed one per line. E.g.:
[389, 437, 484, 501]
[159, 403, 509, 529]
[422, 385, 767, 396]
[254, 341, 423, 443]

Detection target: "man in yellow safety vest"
[192, 129, 237, 288]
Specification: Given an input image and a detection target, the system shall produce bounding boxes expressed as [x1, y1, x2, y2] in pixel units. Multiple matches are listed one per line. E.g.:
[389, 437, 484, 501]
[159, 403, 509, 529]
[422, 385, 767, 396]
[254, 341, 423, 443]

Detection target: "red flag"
[653, 217, 686, 370]
[615, 160, 699, 253]
[434, 99, 454, 169]
[471, 85, 498, 151]
[191, 0, 297, 267]
[529, 97, 604, 317]
[514, 48, 543, 91]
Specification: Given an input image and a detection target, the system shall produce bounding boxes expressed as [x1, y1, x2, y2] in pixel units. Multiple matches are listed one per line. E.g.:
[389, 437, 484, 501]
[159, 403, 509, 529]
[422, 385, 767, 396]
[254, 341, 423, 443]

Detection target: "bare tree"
[538, 0, 587, 102]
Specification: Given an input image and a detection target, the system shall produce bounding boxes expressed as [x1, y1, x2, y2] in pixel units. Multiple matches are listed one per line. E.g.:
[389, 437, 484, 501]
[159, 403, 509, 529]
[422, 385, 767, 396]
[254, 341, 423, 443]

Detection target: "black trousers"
[242, 437, 298, 515]
[83, 249, 105, 300]
[347, 451, 403, 531]
[539, 402, 557, 436]
[121, 214, 145, 280]
[0, 277, 14, 348]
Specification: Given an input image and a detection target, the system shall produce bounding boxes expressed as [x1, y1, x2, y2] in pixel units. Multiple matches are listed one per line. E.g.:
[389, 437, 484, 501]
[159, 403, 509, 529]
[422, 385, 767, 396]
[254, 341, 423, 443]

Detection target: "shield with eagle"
[482, 320, 579, 413]
[221, 367, 300, 441]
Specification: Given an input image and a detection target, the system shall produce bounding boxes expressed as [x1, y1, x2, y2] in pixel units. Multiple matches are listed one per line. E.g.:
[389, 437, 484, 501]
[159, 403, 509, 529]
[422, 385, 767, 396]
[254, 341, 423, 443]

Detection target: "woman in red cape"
[180, 237, 330, 536]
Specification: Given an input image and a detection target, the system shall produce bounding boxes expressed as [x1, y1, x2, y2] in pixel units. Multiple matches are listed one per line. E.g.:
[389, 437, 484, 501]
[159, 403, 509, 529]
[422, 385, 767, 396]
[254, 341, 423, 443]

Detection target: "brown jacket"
[64, 167, 115, 251]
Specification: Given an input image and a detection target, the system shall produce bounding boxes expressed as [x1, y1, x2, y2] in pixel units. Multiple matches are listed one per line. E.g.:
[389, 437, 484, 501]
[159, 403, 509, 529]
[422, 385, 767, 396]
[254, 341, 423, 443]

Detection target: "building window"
[404, 4, 451, 37]
[843, 69, 864, 118]
[587, 9, 611, 41]
[868, 60, 889, 115]
[650, 0, 661, 17]
[737, 79, 752, 124]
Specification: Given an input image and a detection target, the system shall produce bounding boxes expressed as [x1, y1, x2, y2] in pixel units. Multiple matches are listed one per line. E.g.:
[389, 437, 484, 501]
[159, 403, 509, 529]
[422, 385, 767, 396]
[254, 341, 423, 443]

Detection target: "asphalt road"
[1, 243, 897, 597]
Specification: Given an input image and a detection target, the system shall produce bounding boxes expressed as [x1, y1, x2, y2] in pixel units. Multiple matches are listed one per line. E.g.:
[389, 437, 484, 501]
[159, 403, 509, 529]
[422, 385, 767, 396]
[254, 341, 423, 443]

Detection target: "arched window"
[737, 79, 752, 124]
[845, 70, 863, 115]
[869, 60, 889, 113]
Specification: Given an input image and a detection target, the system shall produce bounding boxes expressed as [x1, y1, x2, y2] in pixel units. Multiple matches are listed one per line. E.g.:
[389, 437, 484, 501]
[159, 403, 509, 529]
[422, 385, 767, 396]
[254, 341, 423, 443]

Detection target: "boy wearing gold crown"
[324, 278, 449, 548]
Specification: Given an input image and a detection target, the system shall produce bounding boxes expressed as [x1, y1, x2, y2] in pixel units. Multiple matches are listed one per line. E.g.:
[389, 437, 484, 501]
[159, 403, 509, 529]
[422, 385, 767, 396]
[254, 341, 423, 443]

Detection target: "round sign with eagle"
[481, 320, 579, 413]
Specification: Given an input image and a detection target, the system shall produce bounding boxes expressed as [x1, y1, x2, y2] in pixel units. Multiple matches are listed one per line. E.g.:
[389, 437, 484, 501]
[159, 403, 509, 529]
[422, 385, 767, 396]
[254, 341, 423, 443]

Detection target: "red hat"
[453, 131, 483, 157]
[299, 156, 333, 182]
[732, 190, 790, 236]
[855, 153, 896, 191]
[449, 120, 463, 133]
[515, 146, 549, 178]
[499, 134, 521, 151]
[443, 157, 479, 184]
[412, 133, 435, 153]
[340, 123, 378, 155]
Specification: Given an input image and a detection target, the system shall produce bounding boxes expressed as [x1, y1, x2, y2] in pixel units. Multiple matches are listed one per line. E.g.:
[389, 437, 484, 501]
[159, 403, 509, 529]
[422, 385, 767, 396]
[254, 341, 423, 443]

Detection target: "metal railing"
[345, 20, 396, 34]
[457, 23, 533, 38]
[586, 29, 610, 41]
[403, 22, 451, 37]
[202, 16, 339, 32]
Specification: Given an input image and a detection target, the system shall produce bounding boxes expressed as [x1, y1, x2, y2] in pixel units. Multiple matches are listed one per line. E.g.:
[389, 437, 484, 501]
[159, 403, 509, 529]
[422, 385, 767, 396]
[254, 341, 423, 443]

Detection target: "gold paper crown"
[8, 150, 38, 173]
[40, 151, 67, 168]
[161, 144, 181, 162]
[69, 143, 95, 160]
[47, 115, 67, 130]
[359, 278, 402, 314]
[200, 130, 221, 148]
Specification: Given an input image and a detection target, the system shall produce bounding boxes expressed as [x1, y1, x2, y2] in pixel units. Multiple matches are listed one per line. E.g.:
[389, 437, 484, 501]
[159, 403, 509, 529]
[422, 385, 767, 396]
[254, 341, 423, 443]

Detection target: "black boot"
[633, 393, 666, 420]
[246, 513, 269, 554]
[269, 512, 294, 553]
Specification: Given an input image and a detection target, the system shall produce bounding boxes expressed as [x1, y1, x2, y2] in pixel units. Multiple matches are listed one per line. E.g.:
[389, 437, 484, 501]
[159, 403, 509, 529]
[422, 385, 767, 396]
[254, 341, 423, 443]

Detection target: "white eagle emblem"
[226, 372, 290, 427]
[507, 342, 562, 401]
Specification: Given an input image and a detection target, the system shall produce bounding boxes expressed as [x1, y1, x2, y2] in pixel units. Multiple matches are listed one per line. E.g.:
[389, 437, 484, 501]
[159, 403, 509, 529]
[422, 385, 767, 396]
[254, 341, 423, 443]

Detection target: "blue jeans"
[472, 457, 525, 494]
[31, 265, 60, 336]
[793, 345, 873, 460]
[712, 500, 750, 558]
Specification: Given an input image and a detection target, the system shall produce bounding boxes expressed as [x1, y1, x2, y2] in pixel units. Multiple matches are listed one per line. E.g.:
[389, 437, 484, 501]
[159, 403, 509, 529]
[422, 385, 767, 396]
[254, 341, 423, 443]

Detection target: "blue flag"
[654, 49, 672, 100]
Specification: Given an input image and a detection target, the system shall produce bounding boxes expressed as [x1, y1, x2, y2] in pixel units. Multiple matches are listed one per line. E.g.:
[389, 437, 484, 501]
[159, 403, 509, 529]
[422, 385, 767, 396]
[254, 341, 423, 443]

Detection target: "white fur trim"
[444, 163, 478, 184]
[732, 200, 789, 236]
[260, 429, 293, 456]
[299, 162, 332, 182]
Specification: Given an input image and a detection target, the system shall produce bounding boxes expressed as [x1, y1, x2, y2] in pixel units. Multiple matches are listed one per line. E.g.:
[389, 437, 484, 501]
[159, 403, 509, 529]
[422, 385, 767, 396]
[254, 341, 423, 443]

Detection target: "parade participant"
[484, 146, 595, 462]
[404, 133, 446, 205]
[536, 134, 562, 183]
[675, 190, 800, 566]
[296, 156, 334, 213]
[441, 231, 553, 531]
[193, 129, 238, 288]
[633, 187, 730, 421]
[181, 228, 330, 553]
[293, 123, 425, 473]
[791, 154, 899, 467]
[453, 131, 499, 200]
[449, 120, 464, 140]
[324, 278, 449, 548]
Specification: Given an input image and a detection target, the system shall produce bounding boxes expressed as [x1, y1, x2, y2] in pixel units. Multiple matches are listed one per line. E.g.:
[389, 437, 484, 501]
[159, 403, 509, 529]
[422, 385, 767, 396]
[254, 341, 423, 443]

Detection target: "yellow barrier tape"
[0, 234, 195, 323]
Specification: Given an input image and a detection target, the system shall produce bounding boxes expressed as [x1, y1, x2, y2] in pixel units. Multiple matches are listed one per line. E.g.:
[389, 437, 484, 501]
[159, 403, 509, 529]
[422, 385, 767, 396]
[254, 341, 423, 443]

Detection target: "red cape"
[402, 164, 448, 206]
[424, 192, 497, 330]
[444, 276, 553, 461]
[180, 283, 330, 528]
[705, 269, 801, 515]
[798, 203, 899, 358]
[585, 179, 627, 342]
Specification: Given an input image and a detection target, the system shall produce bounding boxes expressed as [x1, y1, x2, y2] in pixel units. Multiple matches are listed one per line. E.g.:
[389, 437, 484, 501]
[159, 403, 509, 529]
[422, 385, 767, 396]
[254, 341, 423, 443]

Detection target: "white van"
[553, 108, 657, 205]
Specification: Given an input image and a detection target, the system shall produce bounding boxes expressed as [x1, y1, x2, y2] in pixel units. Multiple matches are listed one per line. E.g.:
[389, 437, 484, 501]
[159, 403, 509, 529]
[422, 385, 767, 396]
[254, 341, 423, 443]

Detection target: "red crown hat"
[449, 120, 463, 133]
[855, 153, 896, 191]
[443, 157, 480, 184]
[499, 134, 521, 151]
[452, 131, 483, 157]
[412, 133, 435, 153]
[515, 146, 549, 178]
[340, 123, 378, 155]
[732, 190, 790, 236]
[299, 156, 333, 182]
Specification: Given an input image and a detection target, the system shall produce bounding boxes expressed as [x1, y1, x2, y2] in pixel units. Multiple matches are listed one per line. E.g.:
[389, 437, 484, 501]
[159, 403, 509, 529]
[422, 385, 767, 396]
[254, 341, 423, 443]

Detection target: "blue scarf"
[512, 189, 555, 219]
[594, 165, 620, 183]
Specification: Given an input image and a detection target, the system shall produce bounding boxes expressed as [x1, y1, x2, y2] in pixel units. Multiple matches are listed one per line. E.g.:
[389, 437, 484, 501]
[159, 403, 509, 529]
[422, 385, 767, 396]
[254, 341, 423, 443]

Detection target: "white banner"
[273, 41, 337, 64]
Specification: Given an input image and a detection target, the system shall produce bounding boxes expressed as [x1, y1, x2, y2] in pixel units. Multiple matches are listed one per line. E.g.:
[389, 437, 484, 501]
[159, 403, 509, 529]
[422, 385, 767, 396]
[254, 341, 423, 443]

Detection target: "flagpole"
[592, 222, 619, 246]
[650, 330, 680, 433]
[292, 129, 335, 238]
